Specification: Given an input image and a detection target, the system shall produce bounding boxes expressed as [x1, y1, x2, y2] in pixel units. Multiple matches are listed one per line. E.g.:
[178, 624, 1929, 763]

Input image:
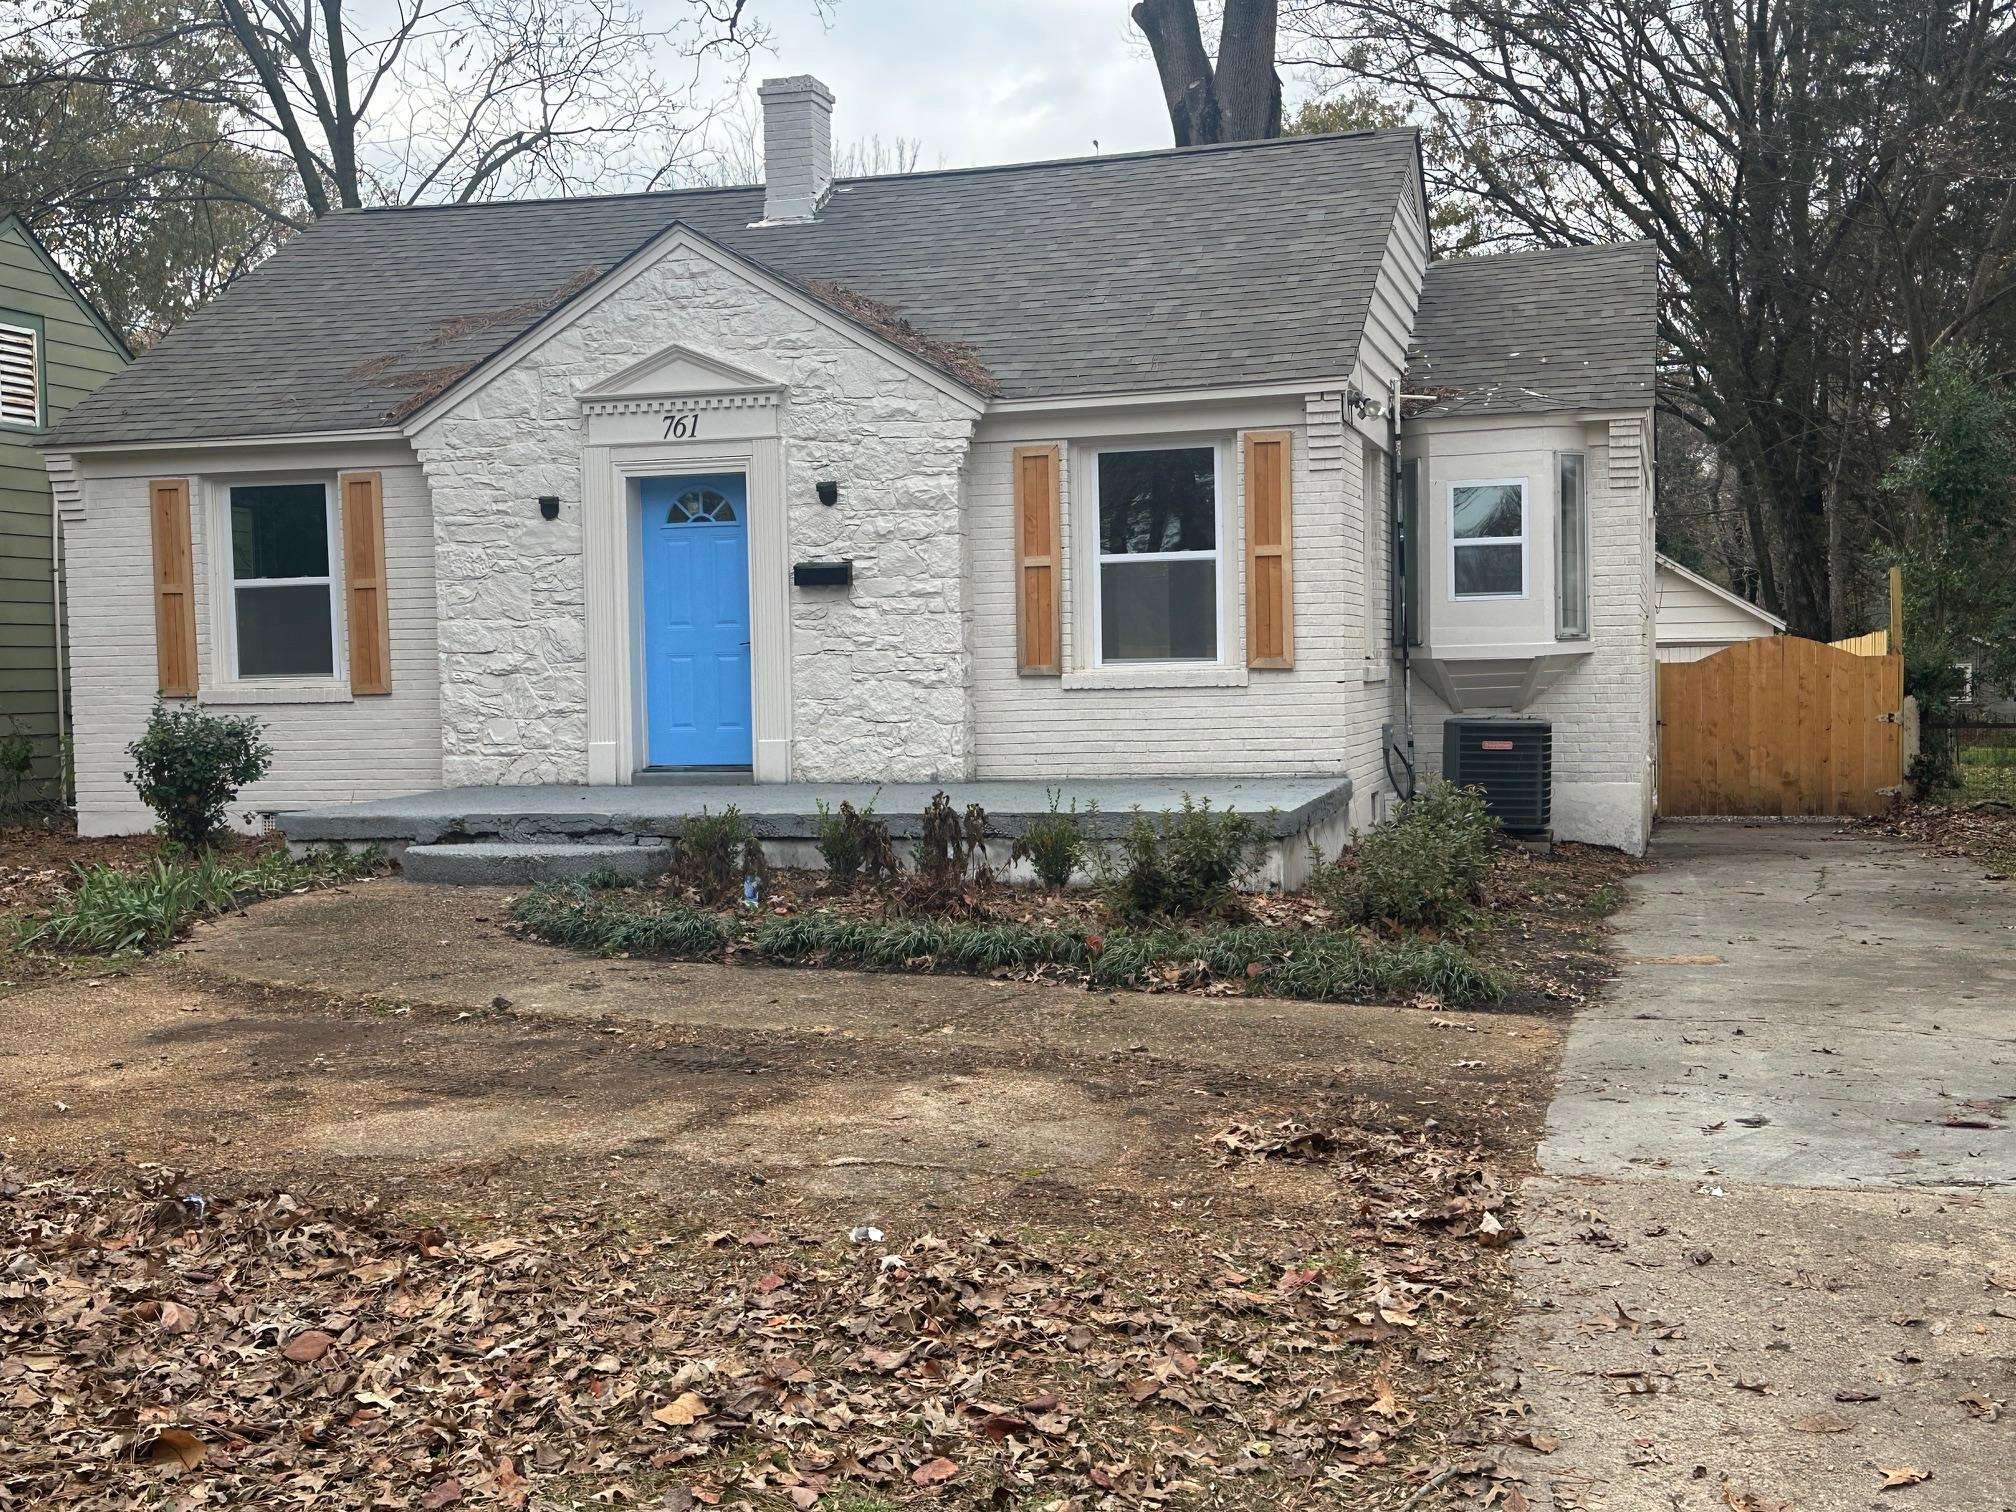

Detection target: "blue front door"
[640, 473, 753, 768]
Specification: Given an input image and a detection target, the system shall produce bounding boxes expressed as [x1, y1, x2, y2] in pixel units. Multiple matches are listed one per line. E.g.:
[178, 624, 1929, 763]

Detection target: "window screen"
[1095, 447, 1219, 663]
[1451, 480, 1526, 599]
[230, 482, 335, 678]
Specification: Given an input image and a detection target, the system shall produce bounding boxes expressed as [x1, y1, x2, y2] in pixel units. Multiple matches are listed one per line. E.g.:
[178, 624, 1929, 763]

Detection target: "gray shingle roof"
[1407, 242, 1656, 417]
[53, 130, 1423, 447]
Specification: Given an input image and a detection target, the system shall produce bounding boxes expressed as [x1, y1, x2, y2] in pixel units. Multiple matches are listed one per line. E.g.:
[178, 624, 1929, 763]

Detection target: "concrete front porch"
[271, 776, 1353, 889]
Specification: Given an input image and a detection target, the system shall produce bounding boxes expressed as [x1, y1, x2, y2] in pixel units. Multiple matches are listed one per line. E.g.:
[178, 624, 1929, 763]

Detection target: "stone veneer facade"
[410, 245, 979, 786]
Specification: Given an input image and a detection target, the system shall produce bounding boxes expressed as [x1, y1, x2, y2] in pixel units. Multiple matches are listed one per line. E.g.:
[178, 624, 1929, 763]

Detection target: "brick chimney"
[758, 75, 835, 224]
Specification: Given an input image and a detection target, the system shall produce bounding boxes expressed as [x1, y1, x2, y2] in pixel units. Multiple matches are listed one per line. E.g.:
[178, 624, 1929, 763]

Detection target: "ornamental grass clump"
[509, 886, 1501, 1004]
[21, 846, 376, 955]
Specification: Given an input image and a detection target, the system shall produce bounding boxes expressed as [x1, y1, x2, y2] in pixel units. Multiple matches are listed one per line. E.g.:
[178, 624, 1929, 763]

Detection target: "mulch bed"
[637, 838, 1635, 1015]
[2, 1104, 1531, 1510]
[0, 823, 277, 920]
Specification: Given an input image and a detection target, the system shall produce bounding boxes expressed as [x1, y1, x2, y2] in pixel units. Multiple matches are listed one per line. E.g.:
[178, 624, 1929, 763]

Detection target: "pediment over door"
[579, 342, 784, 444]
[580, 343, 784, 410]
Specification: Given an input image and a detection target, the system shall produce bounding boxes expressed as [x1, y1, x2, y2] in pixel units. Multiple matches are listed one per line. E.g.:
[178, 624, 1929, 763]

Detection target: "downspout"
[49, 462, 68, 808]
[1383, 376, 1417, 801]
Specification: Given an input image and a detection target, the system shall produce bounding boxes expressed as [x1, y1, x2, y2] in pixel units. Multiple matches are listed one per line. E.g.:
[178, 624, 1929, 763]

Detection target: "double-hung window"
[1449, 478, 1527, 600]
[228, 482, 337, 678]
[1556, 453, 1590, 638]
[0, 319, 39, 430]
[1093, 445, 1221, 663]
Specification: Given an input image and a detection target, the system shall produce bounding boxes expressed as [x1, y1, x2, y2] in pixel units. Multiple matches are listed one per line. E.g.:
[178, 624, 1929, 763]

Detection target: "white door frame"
[582, 394, 790, 784]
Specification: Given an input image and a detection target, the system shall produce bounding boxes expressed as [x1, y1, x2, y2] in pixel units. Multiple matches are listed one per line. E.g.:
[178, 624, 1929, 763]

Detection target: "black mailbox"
[792, 559, 853, 588]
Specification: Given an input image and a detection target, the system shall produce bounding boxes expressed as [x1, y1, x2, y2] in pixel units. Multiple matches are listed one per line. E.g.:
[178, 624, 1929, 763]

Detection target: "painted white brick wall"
[66, 452, 443, 836]
[966, 406, 1370, 778]
[412, 244, 977, 785]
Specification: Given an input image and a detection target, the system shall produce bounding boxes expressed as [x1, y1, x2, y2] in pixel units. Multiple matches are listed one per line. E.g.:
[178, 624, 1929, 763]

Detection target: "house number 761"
[663, 411, 701, 439]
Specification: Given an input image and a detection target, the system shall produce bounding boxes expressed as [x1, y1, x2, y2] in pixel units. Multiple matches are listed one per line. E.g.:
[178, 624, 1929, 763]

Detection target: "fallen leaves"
[1789, 1411, 1852, 1434]
[2, 1118, 1512, 1509]
[280, 1327, 336, 1363]
[141, 1427, 206, 1472]
[652, 1392, 712, 1427]
[1878, 1464, 1933, 1491]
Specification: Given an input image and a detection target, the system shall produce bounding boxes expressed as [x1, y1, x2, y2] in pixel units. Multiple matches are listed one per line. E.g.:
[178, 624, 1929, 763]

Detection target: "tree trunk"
[1132, 0, 1282, 145]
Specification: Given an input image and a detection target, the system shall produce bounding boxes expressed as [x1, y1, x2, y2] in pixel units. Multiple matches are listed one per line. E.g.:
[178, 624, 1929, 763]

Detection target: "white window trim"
[201, 475, 351, 703]
[0, 319, 40, 431]
[1447, 476, 1529, 602]
[1086, 438, 1231, 671]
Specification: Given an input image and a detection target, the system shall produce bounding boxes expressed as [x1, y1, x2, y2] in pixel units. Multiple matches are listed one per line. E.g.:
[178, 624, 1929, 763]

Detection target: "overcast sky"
[749, 0, 1180, 168]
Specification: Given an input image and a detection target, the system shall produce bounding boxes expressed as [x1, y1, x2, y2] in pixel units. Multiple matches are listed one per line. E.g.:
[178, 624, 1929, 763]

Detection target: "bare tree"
[1288, 0, 2016, 637]
[684, 91, 931, 188]
[3, 0, 783, 226]
[1132, 0, 1282, 145]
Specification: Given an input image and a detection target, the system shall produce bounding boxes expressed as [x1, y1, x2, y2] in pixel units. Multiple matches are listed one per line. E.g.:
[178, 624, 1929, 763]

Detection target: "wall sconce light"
[538, 495, 561, 520]
[816, 480, 839, 507]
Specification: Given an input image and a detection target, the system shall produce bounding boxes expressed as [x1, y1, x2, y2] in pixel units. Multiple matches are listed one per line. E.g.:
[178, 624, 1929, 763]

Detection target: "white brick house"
[47, 77, 1659, 853]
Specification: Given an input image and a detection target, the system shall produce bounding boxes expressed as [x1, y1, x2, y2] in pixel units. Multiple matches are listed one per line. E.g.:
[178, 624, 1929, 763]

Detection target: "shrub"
[1101, 795, 1262, 921]
[813, 793, 897, 887]
[671, 806, 765, 906]
[1316, 780, 1499, 929]
[21, 846, 375, 955]
[910, 792, 992, 893]
[125, 703, 273, 849]
[1011, 789, 1094, 888]
[0, 717, 38, 817]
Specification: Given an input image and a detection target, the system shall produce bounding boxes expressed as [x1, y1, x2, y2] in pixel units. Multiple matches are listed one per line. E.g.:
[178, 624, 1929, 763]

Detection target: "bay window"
[1449, 478, 1526, 600]
[228, 481, 336, 678]
[1093, 445, 1220, 663]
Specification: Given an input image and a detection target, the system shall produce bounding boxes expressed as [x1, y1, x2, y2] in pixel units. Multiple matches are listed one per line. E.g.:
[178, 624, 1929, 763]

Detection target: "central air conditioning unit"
[1442, 718, 1552, 835]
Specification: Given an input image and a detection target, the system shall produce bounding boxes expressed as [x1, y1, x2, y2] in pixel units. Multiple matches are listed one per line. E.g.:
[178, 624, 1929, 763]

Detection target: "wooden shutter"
[1243, 430, 1294, 668]
[339, 470, 393, 695]
[149, 479, 198, 697]
[1013, 444, 1063, 675]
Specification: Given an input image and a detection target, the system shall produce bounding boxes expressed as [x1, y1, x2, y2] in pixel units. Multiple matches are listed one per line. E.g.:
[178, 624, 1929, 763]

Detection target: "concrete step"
[400, 842, 670, 886]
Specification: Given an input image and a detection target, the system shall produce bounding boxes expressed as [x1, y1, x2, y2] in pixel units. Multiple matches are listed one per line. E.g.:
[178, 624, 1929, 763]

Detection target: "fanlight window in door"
[667, 487, 737, 524]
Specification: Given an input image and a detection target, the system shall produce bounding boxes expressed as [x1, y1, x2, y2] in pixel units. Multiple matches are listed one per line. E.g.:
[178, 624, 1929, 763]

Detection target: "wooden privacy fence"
[1658, 635, 1904, 816]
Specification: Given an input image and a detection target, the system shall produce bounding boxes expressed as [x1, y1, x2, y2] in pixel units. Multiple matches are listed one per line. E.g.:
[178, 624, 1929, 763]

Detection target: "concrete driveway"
[1499, 823, 2016, 1511]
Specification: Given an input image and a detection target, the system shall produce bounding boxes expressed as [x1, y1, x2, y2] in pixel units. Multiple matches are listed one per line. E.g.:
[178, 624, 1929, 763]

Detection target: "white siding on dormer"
[1354, 202, 1428, 441]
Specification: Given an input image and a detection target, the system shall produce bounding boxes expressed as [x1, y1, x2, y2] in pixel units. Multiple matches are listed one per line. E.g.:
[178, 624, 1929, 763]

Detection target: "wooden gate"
[1657, 636, 1904, 816]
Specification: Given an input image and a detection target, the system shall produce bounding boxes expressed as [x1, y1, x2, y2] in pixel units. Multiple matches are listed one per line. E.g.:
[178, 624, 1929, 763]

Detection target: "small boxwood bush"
[125, 702, 274, 849]
[1011, 789, 1094, 888]
[1316, 780, 1499, 929]
[1101, 796, 1262, 920]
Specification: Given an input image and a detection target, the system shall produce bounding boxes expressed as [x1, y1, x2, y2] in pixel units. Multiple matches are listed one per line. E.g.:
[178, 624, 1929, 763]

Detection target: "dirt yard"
[1, 878, 1575, 1509]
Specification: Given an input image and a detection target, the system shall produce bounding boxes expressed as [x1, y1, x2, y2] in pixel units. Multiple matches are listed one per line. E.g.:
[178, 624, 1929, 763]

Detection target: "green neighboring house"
[0, 215, 130, 806]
